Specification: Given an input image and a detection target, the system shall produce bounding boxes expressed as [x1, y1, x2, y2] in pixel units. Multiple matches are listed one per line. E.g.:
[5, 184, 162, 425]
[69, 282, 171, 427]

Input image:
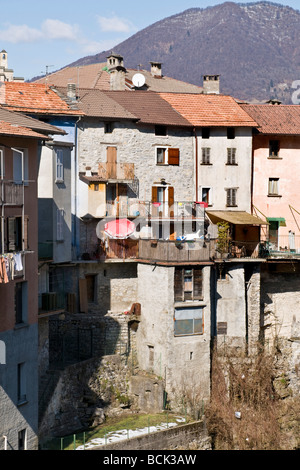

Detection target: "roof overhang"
[206, 211, 268, 225]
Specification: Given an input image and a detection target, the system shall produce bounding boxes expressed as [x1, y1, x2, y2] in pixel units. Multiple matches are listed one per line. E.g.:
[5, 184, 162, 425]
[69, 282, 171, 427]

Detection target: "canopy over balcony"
[206, 211, 268, 226]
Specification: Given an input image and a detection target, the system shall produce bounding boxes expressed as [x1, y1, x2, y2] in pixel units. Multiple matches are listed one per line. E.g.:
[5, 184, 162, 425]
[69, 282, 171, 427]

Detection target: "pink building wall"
[252, 134, 300, 250]
[0, 136, 38, 332]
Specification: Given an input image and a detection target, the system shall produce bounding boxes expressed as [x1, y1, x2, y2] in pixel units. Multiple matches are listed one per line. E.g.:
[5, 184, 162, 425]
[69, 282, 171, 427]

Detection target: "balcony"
[213, 239, 266, 260]
[265, 235, 300, 258]
[104, 200, 206, 220]
[98, 162, 135, 181]
[138, 238, 212, 264]
[0, 181, 23, 205]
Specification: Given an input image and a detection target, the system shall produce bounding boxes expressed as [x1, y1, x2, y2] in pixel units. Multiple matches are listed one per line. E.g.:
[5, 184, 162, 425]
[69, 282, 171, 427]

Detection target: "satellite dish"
[132, 73, 146, 88]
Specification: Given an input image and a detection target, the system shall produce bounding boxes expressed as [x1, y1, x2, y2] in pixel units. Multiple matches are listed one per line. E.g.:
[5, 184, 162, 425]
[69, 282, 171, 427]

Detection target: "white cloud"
[0, 24, 43, 43]
[97, 15, 136, 33]
[41, 19, 79, 40]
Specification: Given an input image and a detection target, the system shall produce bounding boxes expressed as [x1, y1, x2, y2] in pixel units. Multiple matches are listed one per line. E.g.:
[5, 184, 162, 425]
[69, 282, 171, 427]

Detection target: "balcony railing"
[265, 235, 300, 258]
[0, 181, 23, 205]
[138, 238, 212, 263]
[98, 162, 135, 181]
[104, 200, 206, 220]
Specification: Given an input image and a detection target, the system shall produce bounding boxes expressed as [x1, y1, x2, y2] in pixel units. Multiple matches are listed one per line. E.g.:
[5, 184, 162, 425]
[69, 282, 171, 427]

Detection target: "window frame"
[55, 148, 64, 183]
[155, 147, 180, 166]
[201, 147, 211, 165]
[227, 148, 237, 165]
[201, 187, 212, 206]
[226, 188, 237, 207]
[56, 208, 64, 242]
[268, 177, 280, 196]
[174, 306, 204, 336]
[269, 140, 280, 158]
[174, 267, 203, 302]
[0, 147, 4, 179]
[13, 148, 28, 185]
[15, 281, 28, 325]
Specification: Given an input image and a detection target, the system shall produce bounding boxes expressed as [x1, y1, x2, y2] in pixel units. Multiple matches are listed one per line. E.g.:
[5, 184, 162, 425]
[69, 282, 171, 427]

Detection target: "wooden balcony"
[0, 181, 23, 205]
[138, 239, 212, 264]
[98, 162, 135, 181]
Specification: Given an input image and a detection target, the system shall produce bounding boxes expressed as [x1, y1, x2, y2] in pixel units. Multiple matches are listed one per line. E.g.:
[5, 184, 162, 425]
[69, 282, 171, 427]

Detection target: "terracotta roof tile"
[0, 107, 65, 135]
[103, 90, 192, 127]
[55, 87, 138, 120]
[34, 63, 203, 93]
[159, 93, 258, 127]
[240, 103, 300, 134]
[0, 82, 83, 116]
[0, 120, 47, 138]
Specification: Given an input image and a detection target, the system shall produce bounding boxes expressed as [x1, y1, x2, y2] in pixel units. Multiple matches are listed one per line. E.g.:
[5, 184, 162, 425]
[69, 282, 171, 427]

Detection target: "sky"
[0, 0, 299, 81]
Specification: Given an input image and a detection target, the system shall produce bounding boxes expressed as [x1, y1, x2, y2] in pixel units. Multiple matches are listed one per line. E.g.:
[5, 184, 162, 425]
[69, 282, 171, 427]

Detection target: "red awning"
[104, 219, 136, 239]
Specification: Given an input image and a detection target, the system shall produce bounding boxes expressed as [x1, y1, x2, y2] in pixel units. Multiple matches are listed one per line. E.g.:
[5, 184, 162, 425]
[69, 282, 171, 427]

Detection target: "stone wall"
[93, 420, 211, 451]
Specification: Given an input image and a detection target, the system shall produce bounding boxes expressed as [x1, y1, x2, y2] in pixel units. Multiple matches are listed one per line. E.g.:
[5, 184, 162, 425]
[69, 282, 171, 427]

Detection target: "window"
[268, 178, 280, 196]
[201, 147, 211, 164]
[15, 282, 28, 325]
[7, 216, 22, 252]
[155, 125, 167, 136]
[227, 128, 235, 139]
[0, 147, 4, 178]
[202, 128, 210, 139]
[227, 148, 237, 165]
[104, 122, 113, 134]
[174, 267, 203, 302]
[269, 140, 280, 158]
[174, 307, 203, 336]
[156, 147, 180, 166]
[13, 149, 28, 185]
[18, 429, 27, 450]
[56, 209, 64, 241]
[201, 187, 211, 206]
[17, 363, 26, 404]
[55, 149, 64, 182]
[226, 188, 237, 207]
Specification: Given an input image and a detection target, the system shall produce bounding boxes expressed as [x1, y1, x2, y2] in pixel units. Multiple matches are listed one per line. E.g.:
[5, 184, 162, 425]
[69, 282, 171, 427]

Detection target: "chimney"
[67, 83, 77, 100]
[150, 61, 162, 78]
[203, 75, 220, 94]
[106, 52, 126, 90]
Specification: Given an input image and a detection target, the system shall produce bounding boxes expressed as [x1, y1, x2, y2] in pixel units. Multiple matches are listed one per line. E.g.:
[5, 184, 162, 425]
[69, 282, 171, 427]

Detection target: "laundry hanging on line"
[0, 253, 23, 283]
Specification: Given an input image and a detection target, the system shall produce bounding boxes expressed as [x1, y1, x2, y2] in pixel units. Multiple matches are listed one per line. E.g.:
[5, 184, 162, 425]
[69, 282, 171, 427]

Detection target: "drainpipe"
[194, 128, 198, 202]
[74, 116, 82, 260]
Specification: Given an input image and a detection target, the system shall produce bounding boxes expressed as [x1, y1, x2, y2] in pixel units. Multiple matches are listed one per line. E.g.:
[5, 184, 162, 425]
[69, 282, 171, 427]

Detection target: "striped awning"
[206, 211, 268, 225]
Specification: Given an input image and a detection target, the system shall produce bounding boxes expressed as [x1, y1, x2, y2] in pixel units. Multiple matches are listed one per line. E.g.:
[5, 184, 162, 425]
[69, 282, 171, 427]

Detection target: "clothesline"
[0, 252, 23, 284]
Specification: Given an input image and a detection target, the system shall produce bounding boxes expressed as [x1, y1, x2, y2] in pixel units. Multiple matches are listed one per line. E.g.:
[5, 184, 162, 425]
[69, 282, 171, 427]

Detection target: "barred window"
[226, 188, 237, 207]
[227, 148, 237, 165]
[201, 147, 211, 164]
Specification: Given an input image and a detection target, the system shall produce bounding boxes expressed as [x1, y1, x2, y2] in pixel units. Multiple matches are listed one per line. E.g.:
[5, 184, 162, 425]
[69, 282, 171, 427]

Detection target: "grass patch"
[44, 412, 189, 450]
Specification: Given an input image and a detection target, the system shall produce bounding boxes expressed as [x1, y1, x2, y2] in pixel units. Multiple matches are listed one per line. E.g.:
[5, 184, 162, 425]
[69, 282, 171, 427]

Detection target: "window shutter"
[8, 217, 16, 252]
[168, 186, 174, 217]
[152, 186, 158, 202]
[23, 216, 29, 250]
[193, 268, 203, 300]
[174, 268, 184, 301]
[168, 148, 180, 166]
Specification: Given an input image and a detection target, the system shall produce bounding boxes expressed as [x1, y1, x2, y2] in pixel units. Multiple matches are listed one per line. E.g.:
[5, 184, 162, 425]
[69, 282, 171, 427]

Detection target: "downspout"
[194, 127, 198, 202]
[74, 116, 82, 260]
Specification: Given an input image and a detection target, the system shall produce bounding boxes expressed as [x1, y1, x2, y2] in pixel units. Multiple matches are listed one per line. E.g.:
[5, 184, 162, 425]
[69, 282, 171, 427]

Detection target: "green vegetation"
[43, 411, 188, 450]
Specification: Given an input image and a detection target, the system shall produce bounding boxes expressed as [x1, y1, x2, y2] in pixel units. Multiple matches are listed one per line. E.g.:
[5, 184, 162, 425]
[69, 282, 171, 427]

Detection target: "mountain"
[62, 2, 300, 103]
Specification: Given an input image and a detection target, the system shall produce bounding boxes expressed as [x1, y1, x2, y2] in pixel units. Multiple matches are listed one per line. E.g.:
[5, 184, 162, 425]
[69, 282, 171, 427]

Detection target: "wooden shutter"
[193, 268, 203, 300]
[7, 217, 16, 252]
[107, 146, 117, 179]
[168, 186, 174, 217]
[168, 148, 180, 166]
[152, 186, 158, 202]
[23, 216, 29, 250]
[174, 268, 184, 301]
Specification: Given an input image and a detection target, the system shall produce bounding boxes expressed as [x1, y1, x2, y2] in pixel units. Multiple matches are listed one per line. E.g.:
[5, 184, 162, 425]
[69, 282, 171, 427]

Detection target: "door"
[269, 221, 279, 249]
